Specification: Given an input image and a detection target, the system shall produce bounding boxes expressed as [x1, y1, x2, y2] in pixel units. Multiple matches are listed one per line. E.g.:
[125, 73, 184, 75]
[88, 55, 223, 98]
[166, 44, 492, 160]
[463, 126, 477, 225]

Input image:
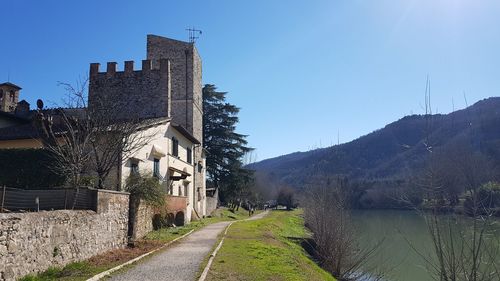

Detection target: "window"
[153, 158, 160, 178]
[0, 89, 3, 101]
[187, 148, 192, 164]
[172, 137, 179, 157]
[130, 161, 139, 175]
[9, 91, 15, 102]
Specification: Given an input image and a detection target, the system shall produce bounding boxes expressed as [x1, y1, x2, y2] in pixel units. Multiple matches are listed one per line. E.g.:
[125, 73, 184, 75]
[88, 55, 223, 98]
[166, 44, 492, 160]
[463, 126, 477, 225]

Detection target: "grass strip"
[204, 209, 336, 281]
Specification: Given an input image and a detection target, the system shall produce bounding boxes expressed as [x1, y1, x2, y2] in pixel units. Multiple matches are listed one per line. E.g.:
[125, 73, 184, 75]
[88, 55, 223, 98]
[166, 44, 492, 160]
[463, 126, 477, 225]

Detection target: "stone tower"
[146, 35, 204, 215]
[0, 82, 21, 112]
[88, 35, 206, 216]
[146, 35, 203, 142]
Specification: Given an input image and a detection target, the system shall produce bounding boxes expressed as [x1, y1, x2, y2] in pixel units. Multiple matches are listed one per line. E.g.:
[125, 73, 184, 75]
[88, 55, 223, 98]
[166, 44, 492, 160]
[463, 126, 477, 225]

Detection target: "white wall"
[120, 121, 199, 223]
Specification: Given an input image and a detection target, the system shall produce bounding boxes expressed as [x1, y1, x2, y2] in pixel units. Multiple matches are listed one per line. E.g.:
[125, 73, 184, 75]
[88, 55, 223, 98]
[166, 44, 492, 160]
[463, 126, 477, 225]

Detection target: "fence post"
[1, 185, 5, 212]
[64, 189, 68, 209]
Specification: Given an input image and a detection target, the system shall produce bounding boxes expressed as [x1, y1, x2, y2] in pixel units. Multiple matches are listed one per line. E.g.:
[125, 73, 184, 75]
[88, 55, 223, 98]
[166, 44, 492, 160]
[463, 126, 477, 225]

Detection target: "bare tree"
[36, 79, 156, 189]
[412, 145, 500, 281]
[36, 79, 93, 187]
[403, 85, 500, 281]
[303, 177, 385, 281]
[276, 186, 296, 210]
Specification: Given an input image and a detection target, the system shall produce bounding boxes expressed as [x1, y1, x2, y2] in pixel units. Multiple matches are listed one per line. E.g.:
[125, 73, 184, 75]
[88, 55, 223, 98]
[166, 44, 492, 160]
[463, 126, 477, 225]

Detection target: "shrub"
[124, 173, 165, 207]
[477, 182, 500, 208]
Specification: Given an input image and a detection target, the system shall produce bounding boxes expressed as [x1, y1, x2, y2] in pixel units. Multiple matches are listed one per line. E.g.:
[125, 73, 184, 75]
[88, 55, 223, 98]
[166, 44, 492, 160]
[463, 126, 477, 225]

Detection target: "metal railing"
[0, 186, 97, 212]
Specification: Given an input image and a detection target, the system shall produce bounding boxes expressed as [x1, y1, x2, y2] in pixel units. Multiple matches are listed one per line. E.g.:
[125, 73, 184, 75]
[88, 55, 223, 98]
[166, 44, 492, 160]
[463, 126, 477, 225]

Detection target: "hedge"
[0, 149, 66, 189]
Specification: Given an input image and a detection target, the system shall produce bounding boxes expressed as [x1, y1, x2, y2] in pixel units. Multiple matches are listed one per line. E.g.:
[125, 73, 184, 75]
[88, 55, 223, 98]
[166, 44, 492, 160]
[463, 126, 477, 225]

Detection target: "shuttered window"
[187, 148, 192, 164]
[172, 137, 179, 157]
[153, 158, 160, 178]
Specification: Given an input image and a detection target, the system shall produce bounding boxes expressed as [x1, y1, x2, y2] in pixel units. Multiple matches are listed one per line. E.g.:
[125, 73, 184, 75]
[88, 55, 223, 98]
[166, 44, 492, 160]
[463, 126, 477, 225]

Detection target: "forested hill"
[248, 97, 500, 189]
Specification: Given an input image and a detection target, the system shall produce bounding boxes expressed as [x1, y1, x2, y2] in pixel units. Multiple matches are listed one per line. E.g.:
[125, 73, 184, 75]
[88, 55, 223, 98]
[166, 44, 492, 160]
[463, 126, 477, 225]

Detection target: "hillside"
[248, 97, 500, 189]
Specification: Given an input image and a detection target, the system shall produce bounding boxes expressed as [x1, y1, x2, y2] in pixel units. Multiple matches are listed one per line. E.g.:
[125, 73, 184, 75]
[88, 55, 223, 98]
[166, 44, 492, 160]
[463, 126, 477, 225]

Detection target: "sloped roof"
[172, 123, 200, 145]
[0, 111, 31, 123]
[0, 123, 39, 140]
[0, 82, 22, 90]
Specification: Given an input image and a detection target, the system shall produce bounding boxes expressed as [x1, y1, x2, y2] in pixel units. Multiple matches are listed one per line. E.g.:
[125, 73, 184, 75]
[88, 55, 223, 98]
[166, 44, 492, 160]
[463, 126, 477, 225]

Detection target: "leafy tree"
[202, 84, 253, 204]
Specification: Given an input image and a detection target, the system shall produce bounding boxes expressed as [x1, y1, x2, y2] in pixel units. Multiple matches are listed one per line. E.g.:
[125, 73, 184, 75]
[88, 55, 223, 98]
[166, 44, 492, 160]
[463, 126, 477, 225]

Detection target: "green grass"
[145, 207, 256, 241]
[205, 209, 336, 281]
[19, 207, 254, 281]
[19, 262, 109, 281]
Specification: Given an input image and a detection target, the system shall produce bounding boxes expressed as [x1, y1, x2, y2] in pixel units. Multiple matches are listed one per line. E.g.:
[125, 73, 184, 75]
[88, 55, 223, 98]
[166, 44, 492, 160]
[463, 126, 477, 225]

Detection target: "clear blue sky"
[2, 0, 500, 161]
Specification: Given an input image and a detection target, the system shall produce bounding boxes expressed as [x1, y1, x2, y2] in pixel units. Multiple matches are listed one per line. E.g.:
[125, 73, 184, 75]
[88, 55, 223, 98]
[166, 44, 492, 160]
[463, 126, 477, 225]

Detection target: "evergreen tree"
[202, 84, 253, 204]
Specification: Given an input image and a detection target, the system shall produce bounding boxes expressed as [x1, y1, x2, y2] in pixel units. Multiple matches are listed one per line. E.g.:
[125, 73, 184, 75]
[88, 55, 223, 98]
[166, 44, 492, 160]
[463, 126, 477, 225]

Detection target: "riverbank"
[203, 209, 336, 281]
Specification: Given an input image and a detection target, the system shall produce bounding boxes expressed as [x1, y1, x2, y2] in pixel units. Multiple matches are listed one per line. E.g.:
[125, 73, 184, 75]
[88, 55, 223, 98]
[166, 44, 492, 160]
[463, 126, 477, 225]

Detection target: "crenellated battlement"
[89, 59, 171, 77]
[88, 58, 172, 120]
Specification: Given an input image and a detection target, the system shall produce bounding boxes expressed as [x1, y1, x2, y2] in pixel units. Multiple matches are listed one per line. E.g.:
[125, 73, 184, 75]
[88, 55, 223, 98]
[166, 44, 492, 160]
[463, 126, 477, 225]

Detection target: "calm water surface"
[351, 210, 500, 281]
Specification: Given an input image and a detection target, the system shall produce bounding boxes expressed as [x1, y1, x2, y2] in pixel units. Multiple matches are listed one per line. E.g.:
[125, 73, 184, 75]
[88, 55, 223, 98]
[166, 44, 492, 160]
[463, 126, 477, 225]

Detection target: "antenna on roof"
[186, 27, 202, 43]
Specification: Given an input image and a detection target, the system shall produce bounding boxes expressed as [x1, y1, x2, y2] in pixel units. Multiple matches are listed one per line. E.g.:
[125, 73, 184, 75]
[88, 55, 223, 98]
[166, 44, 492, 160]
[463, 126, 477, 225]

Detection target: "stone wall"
[206, 188, 219, 216]
[129, 199, 154, 241]
[0, 190, 129, 281]
[88, 59, 171, 121]
[146, 34, 203, 141]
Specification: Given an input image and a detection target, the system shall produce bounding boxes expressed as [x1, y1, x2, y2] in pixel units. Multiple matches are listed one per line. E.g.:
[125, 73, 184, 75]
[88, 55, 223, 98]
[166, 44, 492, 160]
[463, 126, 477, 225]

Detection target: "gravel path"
[244, 210, 268, 221]
[108, 221, 231, 281]
[108, 211, 268, 281]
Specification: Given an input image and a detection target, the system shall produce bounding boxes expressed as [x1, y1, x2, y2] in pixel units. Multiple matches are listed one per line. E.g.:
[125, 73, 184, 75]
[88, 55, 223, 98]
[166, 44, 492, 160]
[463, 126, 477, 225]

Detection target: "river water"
[351, 210, 500, 281]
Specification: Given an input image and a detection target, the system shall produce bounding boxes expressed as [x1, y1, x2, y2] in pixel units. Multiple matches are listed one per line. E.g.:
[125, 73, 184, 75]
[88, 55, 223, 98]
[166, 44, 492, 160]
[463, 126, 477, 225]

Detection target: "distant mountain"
[248, 97, 500, 189]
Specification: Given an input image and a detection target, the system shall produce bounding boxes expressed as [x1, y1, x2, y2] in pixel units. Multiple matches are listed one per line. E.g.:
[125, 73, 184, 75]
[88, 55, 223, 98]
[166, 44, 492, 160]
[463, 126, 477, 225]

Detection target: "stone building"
[88, 35, 207, 220]
[0, 35, 208, 221]
[146, 35, 206, 216]
[0, 83, 32, 129]
[0, 82, 21, 113]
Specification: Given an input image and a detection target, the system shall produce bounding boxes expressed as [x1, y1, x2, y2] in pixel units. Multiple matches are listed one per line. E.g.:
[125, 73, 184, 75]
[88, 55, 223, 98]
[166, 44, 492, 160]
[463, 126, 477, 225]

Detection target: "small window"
[197, 162, 203, 173]
[9, 91, 15, 102]
[130, 161, 139, 175]
[153, 158, 160, 178]
[0, 89, 3, 100]
[187, 148, 192, 164]
[172, 137, 179, 157]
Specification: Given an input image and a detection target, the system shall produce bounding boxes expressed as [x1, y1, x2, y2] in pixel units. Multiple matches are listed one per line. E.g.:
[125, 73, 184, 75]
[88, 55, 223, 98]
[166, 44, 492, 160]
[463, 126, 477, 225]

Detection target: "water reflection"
[351, 210, 500, 281]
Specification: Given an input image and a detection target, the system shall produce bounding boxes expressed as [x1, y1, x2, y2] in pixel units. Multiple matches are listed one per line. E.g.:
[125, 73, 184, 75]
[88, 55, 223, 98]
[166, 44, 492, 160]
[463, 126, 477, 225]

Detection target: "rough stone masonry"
[0, 190, 129, 281]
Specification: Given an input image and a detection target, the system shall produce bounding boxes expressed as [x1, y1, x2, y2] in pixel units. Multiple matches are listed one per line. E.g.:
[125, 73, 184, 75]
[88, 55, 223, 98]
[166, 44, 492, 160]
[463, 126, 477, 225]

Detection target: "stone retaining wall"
[206, 189, 218, 216]
[130, 199, 155, 241]
[0, 190, 129, 281]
